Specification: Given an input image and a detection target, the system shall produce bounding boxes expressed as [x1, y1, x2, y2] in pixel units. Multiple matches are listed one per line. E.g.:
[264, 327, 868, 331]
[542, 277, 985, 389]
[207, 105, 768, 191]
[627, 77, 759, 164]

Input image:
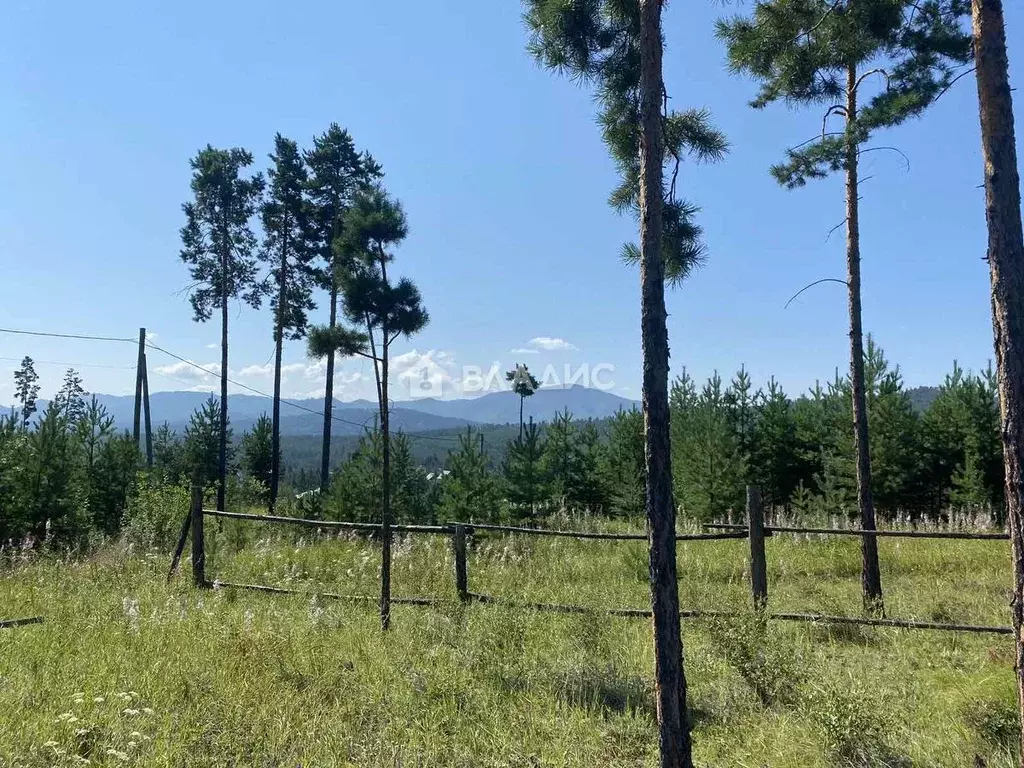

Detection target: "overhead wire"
[0, 325, 474, 447]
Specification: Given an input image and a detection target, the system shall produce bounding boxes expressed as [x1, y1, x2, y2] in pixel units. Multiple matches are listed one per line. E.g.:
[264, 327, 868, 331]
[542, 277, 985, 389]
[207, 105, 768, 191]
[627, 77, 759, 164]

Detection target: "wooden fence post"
[452, 524, 469, 602]
[747, 485, 768, 609]
[191, 481, 206, 588]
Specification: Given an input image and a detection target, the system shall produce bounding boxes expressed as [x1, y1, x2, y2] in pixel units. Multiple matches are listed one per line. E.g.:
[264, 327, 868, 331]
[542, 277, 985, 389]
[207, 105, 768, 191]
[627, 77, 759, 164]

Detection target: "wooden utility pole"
[971, 0, 1024, 761]
[142, 351, 153, 468]
[133, 327, 145, 449]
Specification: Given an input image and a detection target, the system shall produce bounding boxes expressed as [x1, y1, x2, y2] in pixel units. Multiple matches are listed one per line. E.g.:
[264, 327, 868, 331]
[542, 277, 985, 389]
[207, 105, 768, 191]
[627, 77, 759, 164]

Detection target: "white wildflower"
[122, 597, 140, 634]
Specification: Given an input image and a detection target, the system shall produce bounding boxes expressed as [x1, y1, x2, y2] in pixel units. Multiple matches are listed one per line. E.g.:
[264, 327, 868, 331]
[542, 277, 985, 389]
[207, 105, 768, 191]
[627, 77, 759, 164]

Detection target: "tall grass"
[0, 521, 1018, 766]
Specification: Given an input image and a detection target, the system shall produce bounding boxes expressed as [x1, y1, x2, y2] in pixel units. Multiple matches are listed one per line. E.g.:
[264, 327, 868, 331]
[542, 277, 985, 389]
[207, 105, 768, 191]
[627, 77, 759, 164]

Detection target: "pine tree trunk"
[217, 248, 229, 513]
[972, 1, 1024, 760]
[519, 395, 524, 440]
[846, 63, 884, 613]
[638, 1, 692, 765]
[380, 335, 392, 631]
[270, 250, 286, 512]
[320, 280, 338, 493]
[379, 252, 393, 632]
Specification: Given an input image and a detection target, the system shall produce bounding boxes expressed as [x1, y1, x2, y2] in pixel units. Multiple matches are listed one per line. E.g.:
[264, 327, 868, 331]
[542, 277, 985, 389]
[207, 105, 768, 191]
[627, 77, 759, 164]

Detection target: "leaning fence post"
[747, 485, 768, 609]
[452, 524, 469, 602]
[191, 481, 207, 588]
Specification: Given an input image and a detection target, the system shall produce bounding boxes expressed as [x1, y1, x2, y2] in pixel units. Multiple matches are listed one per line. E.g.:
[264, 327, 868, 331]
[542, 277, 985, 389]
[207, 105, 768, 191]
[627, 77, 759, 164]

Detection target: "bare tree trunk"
[638, 1, 692, 765]
[519, 395, 524, 440]
[218, 248, 229, 513]
[379, 256, 392, 632]
[972, 1, 1024, 760]
[270, 249, 287, 512]
[320, 279, 338, 493]
[846, 63, 883, 613]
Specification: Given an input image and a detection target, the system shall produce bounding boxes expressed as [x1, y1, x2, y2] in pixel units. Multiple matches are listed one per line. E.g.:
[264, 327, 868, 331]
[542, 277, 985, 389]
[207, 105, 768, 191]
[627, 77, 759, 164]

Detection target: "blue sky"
[1, 1, 1020, 404]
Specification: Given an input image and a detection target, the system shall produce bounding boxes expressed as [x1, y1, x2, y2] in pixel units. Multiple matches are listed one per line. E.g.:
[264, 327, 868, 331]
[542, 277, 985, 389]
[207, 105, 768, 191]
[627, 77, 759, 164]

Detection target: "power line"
[0, 328, 134, 344]
[0, 324, 466, 447]
[0, 356, 134, 371]
[145, 341, 464, 444]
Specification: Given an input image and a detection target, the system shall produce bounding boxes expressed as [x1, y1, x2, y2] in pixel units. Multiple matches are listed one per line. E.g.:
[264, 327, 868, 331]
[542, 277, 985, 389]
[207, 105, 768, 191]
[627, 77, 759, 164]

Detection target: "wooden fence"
[171, 484, 1013, 636]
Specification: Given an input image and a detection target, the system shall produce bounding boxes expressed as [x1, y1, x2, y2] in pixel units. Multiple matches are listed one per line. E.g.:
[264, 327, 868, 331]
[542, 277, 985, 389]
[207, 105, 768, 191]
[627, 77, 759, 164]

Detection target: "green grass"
[0, 521, 1019, 767]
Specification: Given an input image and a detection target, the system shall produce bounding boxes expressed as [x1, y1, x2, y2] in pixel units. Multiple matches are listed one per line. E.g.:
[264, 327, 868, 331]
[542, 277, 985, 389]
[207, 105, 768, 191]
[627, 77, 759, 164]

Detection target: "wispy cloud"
[528, 336, 577, 352]
[154, 360, 220, 382]
[509, 348, 540, 355]
[238, 362, 308, 378]
[205, 342, 219, 350]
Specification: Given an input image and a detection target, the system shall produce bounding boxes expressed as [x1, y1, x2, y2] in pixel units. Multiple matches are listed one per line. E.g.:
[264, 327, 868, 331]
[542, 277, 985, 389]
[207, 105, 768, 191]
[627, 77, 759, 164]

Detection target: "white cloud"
[145, 332, 158, 343]
[238, 362, 308, 378]
[528, 336, 577, 352]
[205, 342, 219, 350]
[509, 348, 540, 355]
[154, 361, 220, 382]
[391, 349, 459, 399]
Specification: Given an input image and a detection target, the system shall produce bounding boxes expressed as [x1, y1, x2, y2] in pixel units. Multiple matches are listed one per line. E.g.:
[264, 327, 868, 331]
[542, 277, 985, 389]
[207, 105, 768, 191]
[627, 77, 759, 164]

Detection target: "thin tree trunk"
[846, 63, 883, 613]
[972, 0, 1024, 759]
[366, 313, 383, 415]
[638, 1, 692, 765]
[379, 258, 392, 632]
[379, 336, 392, 631]
[218, 248, 229, 513]
[270, 248, 287, 512]
[320, 279, 338, 493]
[519, 395, 524, 440]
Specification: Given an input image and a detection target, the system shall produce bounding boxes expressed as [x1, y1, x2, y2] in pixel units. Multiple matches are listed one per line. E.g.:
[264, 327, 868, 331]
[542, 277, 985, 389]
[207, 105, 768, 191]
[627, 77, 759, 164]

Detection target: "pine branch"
[792, 0, 845, 44]
[853, 68, 891, 95]
[858, 145, 911, 172]
[934, 67, 977, 103]
[784, 278, 849, 309]
[822, 105, 847, 139]
[790, 132, 845, 152]
[825, 217, 848, 242]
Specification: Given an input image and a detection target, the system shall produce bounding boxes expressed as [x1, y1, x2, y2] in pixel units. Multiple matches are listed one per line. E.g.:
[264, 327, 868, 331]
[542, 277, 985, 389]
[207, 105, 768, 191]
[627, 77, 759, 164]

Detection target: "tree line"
[294, 345, 999, 528]
[178, 125, 410, 517]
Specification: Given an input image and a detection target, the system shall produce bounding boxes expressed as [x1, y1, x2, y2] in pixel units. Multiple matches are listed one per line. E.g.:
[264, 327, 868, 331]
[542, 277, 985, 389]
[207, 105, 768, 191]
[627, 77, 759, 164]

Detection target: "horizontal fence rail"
[0, 616, 44, 629]
[205, 510, 749, 542]
[214, 581, 442, 607]
[173, 484, 1014, 638]
[465, 522, 748, 542]
[705, 523, 1010, 540]
[203, 584, 1013, 636]
[203, 509, 452, 535]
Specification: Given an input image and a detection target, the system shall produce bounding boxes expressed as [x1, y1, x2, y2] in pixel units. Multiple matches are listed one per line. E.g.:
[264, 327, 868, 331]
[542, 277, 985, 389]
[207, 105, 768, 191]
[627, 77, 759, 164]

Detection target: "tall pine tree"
[180, 146, 264, 511]
[307, 186, 428, 630]
[523, 3, 728, 758]
[971, 0, 1024, 744]
[260, 134, 316, 511]
[718, 0, 971, 611]
[305, 125, 382, 493]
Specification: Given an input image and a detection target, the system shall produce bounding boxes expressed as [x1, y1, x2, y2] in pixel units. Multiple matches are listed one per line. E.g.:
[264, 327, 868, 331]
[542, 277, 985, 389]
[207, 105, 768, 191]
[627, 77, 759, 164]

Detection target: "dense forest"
[0, 335, 1003, 545]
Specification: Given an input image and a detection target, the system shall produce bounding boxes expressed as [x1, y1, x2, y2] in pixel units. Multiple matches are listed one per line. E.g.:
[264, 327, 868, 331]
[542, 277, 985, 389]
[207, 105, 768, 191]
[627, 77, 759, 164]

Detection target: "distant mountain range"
[11, 385, 639, 436]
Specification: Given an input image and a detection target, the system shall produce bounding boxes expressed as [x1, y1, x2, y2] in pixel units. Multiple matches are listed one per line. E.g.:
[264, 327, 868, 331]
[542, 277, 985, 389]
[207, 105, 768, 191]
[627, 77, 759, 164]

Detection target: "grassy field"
[1, 518, 1020, 767]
